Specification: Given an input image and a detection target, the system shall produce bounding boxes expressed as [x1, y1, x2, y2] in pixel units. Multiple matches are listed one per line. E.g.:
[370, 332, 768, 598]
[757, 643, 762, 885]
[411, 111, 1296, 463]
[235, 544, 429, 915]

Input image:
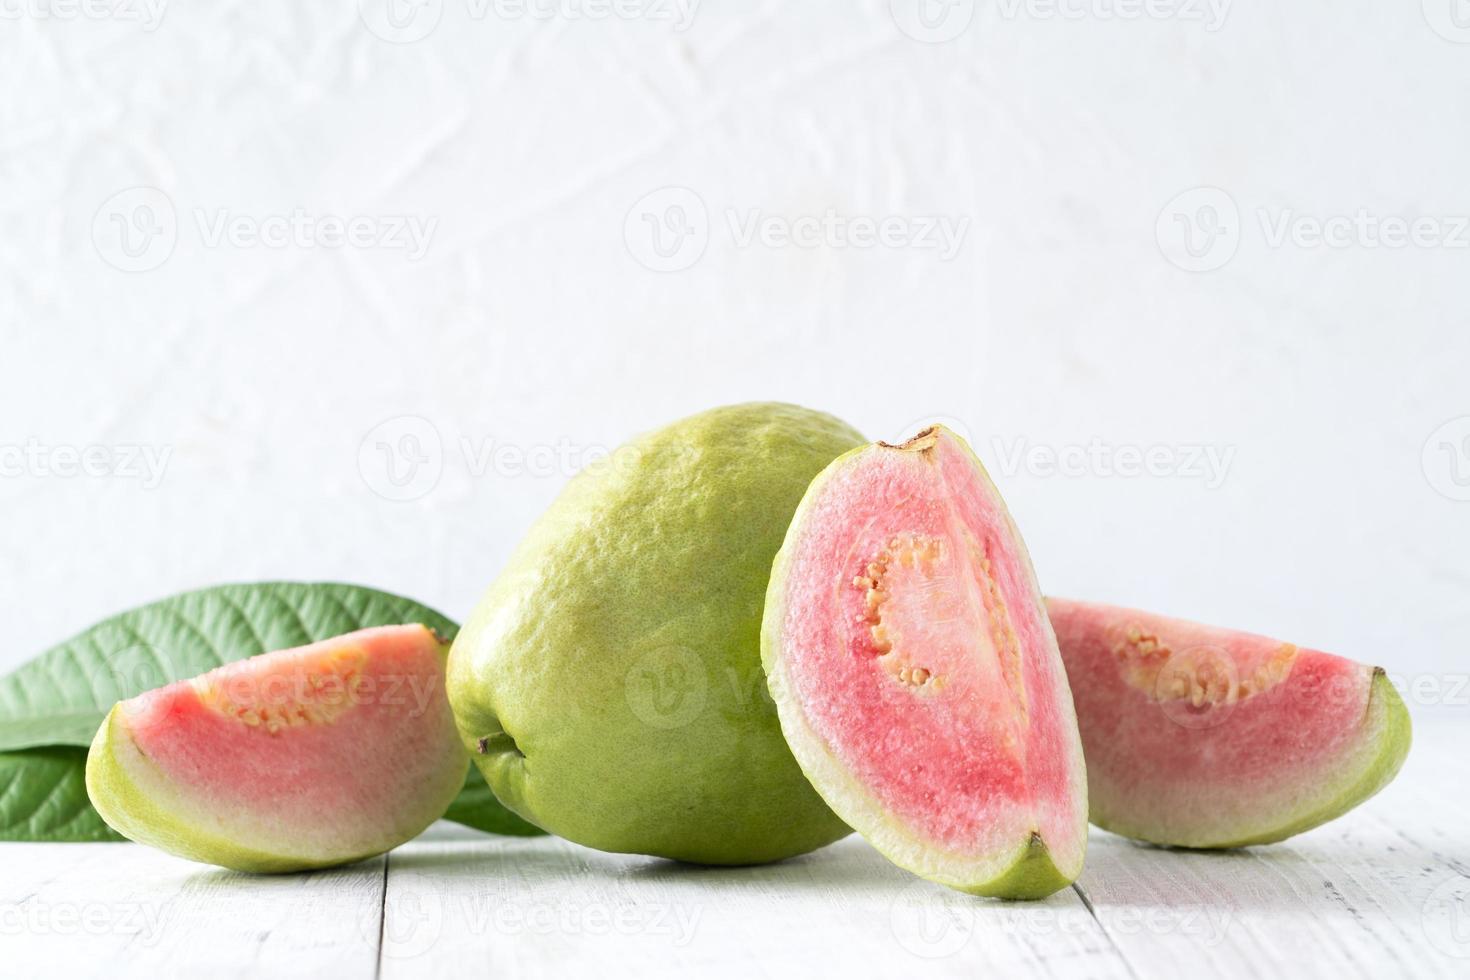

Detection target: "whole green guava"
[447, 403, 862, 864]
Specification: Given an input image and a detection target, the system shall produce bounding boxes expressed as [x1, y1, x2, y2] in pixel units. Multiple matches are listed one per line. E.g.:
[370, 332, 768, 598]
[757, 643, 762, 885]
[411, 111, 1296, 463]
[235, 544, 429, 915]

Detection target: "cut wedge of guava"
[1047, 598, 1412, 848]
[86, 624, 468, 872]
[762, 426, 1088, 899]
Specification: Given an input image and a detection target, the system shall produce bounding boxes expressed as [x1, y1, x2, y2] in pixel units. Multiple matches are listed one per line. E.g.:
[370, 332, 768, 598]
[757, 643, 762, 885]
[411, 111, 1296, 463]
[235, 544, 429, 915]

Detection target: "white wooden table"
[5, 719, 1466, 979]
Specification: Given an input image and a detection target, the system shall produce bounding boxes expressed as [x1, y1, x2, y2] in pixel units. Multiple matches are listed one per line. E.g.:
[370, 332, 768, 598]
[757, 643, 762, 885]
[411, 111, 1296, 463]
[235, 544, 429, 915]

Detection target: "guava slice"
[1047, 598, 1412, 848]
[762, 427, 1088, 899]
[86, 624, 468, 872]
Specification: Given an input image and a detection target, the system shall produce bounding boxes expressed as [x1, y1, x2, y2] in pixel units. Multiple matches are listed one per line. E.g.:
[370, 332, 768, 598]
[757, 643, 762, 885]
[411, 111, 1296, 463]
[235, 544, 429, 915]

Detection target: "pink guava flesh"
[87, 624, 468, 871]
[1047, 598, 1411, 847]
[765, 428, 1087, 895]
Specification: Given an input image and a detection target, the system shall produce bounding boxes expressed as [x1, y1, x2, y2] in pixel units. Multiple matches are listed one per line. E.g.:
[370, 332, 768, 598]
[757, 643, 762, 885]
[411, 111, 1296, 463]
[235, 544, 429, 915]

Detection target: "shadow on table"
[383, 833, 1085, 904]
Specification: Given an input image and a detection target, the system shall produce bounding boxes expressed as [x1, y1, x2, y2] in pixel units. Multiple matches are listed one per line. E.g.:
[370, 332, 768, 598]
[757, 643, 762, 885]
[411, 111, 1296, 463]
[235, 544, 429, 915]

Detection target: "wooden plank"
[0, 842, 385, 979]
[1, 725, 1461, 978]
[379, 828, 1131, 979]
[1073, 718, 1470, 980]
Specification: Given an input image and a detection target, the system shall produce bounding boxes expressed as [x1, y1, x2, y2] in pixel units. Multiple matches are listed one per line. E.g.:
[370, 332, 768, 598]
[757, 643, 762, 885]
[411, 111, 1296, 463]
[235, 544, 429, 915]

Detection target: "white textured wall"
[3, 2, 1466, 711]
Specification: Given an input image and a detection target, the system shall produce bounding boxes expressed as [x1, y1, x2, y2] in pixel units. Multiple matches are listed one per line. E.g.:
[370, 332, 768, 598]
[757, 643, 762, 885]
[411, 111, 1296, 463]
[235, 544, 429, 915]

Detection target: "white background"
[2, 1, 1466, 708]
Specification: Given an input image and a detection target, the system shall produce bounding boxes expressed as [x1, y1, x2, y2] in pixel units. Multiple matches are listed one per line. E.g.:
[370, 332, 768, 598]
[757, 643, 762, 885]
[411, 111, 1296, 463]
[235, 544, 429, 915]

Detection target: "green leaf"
[444, 765, 544, 837]
[0, 582, 457, 751]
[0, 747, 124, 842]
[0, 582, 544, 841]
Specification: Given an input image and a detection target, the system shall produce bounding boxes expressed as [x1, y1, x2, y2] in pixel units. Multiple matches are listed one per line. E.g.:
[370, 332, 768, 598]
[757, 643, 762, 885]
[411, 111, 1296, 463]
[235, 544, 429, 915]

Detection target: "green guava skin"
[968, 834, 1074, 900]
[448, 403, 863, 865]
